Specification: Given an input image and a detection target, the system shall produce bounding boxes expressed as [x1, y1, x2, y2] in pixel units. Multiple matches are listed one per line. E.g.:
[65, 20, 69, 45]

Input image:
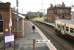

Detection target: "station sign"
[5, 35, 14, 43]
[36, 40, 50, 43]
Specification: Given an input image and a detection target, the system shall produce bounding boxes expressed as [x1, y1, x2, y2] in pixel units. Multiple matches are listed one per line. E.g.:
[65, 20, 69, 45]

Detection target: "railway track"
[33, 21, 74, 50]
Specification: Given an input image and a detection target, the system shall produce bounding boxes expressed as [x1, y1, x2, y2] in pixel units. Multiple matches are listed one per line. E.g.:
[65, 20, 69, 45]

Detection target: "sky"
[0, 0, 74, 14]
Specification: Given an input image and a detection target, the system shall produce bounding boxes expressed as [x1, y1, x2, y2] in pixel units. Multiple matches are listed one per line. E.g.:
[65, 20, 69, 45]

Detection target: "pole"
[22, 18, 24, 37]
[16, 0, 18, 13]
[41, 0, 43, 13]
[16, 0, 18, 16]
[16, 0, 19, 32]
[9, 7, 12, 35]
[33, 39, 35, 50]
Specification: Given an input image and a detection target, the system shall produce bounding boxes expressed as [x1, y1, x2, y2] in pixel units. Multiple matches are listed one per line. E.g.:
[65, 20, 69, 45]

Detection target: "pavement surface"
[15, 20, 50, 50]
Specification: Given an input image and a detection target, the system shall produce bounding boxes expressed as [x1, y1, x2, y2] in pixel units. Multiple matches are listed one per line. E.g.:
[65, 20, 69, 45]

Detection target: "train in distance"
[55, 19, 74, 40]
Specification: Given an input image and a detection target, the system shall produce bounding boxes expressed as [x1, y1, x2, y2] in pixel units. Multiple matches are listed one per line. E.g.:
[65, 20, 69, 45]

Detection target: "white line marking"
[30, 21, 57, 50]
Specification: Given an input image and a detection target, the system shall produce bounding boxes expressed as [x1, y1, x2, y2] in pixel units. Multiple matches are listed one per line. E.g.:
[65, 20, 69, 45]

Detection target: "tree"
[39, 12, 43, 17]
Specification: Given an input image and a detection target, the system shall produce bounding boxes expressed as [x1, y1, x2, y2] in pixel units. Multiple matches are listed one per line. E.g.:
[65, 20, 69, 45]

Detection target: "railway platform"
[15, 20, 57, 50]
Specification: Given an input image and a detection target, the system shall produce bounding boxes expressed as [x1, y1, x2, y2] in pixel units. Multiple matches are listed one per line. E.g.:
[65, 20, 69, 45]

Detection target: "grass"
[0, 36, 3, 42]
[0, 41, 4, 48]
[0, 35, 3, 49]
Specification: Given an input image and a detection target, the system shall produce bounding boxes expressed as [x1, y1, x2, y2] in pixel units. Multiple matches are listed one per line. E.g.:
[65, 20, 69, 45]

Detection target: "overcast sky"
[0, 0, 74, 14]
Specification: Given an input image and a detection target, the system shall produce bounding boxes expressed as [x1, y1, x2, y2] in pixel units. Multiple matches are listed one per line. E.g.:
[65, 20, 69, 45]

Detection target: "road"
[33, 21, 74, 50]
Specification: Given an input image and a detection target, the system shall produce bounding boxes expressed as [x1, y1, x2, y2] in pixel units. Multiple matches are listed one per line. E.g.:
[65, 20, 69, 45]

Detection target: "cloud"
[1, 0, 74, 13]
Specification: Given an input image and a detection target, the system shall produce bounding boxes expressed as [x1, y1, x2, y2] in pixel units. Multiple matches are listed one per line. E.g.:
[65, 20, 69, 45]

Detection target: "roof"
[12, 12, 25, 19]
[56, 19, 74, 24]
[48, 7, 71, 10]
[55, 19, 74, 28]
[0, 2, 10, 9]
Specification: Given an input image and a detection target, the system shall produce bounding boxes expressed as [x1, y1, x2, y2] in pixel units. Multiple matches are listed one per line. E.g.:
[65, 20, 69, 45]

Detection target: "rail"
[36, 21, 55, 28]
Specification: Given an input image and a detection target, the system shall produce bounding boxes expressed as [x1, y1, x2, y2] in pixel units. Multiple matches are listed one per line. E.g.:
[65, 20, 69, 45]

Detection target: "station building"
[0, 2, 16, 36]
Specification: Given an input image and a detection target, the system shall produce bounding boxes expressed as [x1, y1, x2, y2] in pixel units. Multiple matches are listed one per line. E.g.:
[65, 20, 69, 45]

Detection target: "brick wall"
[0, 2, 16, 35]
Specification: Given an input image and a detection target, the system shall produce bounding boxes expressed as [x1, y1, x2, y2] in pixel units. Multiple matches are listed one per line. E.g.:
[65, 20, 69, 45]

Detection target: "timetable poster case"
[4, 32, 14, 49]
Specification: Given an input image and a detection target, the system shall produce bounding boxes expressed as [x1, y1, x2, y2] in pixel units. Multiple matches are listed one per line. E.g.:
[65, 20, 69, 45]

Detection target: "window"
[59, 9, 63, 14]
[0, 14, 3, 32]
[66, 27, 69, 31]
[0, 14, 2, 20]
[70, 28, 74, 33]
[0, 21, 3, 32]
[57, 24, 60, 28]
[62, 26, 64, 30]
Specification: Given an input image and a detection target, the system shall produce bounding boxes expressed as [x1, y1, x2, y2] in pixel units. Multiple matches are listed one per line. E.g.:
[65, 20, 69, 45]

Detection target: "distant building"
[26, 12, 43, 19]
[47, 2, 71, 22]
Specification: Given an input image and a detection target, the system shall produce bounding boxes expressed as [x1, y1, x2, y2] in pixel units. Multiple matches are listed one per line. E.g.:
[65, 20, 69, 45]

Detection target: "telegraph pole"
[16, 0, 19, 32]
[16, 0, 18, 13]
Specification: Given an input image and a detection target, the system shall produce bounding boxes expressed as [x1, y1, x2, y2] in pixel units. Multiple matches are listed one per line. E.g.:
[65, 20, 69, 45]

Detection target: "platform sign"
[5, 35, 14, 43]
[36, 40, 50, 43]
[5, 33, 14, 48]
